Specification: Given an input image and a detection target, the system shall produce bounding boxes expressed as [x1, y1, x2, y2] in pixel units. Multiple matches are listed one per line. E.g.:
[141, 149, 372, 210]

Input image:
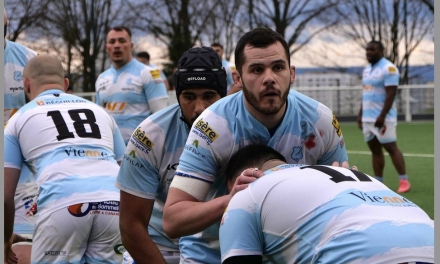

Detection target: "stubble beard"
[243, 83, 289, 115]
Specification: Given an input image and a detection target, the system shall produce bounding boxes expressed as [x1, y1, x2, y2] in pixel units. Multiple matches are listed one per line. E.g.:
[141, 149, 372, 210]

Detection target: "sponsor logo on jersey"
[68, 203, 92, 217]
[106, 102, 126, 112]
[184, 144, 206, 159]
[129, 150, 136, 158]
[36, 100, 45, 106]
[187, 77, 206, 81]
[114, 244, 126, 255]
[13, 71, 23, 82]
[194, 119, 218, 144]
[133, 127, 154, 152]
[332, 113, 342, 137]
[167, 163, 179, 171]
[231, 66, 236, 71]
[388, 66, 397, 75]
[340, 138, 345, 148]
[348, 191, 417, 207]
[363, 85, 373, 91]
[4, 108, 18, 123]
[123, 153, 144, 168]
[192, 140, 199, 148]
[150, 70, 161, 79]
[45, 251, 67, 256]
[9, 86, 24, 92]
[64, 147, 109, 159]
[291, 146, 303, 162]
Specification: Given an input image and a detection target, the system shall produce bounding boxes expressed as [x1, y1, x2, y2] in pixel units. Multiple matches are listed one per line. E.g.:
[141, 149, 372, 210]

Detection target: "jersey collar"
[36, 89, 66, 98]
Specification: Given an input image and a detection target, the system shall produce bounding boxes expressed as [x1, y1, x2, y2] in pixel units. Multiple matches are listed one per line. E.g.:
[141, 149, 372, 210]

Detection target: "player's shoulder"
[141, 104, 181, 130]
[204, 92, 243, 120]
[378, 58, 399, 73]
[4, 40, 37, 65]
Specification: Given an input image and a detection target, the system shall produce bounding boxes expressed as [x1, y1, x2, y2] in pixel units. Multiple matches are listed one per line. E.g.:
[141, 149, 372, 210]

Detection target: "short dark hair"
[368, 40, 384, 51]
[223, 144, 286, 183]
[136, 51, 150, 61]
[211, 43, 223, 49]
[107, 26, 132, 39]
[235, 27, 290, 75]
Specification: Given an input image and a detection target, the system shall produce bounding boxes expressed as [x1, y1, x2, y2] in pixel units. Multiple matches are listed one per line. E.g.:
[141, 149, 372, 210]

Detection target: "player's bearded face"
[242, 81, 289, 115]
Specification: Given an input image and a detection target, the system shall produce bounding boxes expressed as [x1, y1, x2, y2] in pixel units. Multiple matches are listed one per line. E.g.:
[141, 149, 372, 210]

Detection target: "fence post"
[405, 88, 412, 122]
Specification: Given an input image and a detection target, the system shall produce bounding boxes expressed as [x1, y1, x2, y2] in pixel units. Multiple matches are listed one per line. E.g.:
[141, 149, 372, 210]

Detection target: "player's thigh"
[85, 201, 123, 264]
[362, 122, 376, 142]
[31, 204, 94, 264]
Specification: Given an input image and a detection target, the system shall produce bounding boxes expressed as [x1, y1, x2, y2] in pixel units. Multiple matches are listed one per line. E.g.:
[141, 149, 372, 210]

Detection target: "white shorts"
[14, 181, 38, 234]
[31, 201, 122, 264]
[362, 122, 397, 144]
[123, 244, 180, 264]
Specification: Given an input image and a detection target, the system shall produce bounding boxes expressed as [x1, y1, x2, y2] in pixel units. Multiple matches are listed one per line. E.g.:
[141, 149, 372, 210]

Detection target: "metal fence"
[74, 84, 434, 122]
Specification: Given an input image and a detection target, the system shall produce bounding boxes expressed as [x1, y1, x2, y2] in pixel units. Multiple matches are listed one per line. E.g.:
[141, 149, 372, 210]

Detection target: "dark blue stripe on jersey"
[174, 172, 213, 183]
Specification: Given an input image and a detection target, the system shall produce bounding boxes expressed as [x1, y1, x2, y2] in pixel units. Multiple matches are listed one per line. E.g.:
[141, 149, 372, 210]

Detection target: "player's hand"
[228, 168, 264, 200]
[374, 115, 385, 128]
[332, 161, 349, 168]
[4, 236, 18, 264]
[332, 161, 358, 171]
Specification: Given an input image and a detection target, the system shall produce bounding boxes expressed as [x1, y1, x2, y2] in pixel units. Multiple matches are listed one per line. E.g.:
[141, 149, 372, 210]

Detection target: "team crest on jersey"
[13, 71, 23, 82]
[291, 146, 303, 162]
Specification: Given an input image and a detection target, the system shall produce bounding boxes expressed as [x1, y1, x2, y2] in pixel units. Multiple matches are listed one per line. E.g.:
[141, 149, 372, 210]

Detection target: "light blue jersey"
[4, 90, 126, 220]
[222, 59, 235, 92]
[4, 39, 38, 123]
[174, 90, 348, 263]
[4, 39, 39, 234]
[115, 104, 188, 249]
[362, 57, 400, 123]
[95, 59, 168, 144]
[220, 165, 434, 263]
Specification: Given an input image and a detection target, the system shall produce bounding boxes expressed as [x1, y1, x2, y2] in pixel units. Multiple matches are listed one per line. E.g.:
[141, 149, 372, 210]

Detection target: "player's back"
[4, 89, 125, 219]
[221, 165, 434, 264]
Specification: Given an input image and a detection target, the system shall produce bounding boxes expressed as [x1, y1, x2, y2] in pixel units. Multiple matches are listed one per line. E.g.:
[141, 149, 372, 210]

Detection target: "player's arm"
[143, 71, 169, 113]
[4, 168, 21, 263]
[163, 185, 229, 238]
[163, 167, 261, 238]
[375, 85, 397, 128]
[119, 191, 166, 264]
[316, 110, 348, 166]
[357, 102, 363, 130]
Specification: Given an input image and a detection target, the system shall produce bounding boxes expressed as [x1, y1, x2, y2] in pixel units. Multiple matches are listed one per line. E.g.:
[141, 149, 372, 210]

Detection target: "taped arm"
[163, 178, 230, 238]
[119, 191, 166, 264]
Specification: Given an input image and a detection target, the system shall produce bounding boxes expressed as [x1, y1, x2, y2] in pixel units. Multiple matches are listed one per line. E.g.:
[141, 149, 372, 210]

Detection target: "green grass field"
[340, 121, 434, 219]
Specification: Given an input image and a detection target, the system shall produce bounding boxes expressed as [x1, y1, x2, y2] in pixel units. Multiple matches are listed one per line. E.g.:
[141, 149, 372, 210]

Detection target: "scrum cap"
[175, 46, 227, 100]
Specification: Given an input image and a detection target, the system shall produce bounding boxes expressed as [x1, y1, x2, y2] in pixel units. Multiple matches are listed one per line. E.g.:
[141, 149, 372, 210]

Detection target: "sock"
[374, 176, 383, 182]
[399, 174, 408, 180]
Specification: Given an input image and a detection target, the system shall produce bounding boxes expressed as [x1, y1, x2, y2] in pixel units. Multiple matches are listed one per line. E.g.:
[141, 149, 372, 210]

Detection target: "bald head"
[23, 54, 68, 101]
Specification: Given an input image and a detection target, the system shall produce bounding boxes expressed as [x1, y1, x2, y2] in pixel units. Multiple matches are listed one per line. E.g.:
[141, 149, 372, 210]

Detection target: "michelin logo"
[187, 77, 206, 81]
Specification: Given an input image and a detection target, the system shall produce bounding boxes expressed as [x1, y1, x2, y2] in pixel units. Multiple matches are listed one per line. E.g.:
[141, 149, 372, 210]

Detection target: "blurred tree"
[248, 0, 341, 55]
[5, 0, 50, 42]
[125, 0, 220, 74]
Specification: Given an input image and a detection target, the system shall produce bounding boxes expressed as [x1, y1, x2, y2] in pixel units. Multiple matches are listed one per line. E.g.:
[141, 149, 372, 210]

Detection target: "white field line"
[347, 150, 434, 158]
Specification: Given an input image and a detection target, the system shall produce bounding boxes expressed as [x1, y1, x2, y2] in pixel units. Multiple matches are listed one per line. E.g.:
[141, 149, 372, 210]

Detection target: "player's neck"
[245, 101, 287, 131]
[112, 57, 133, 70]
